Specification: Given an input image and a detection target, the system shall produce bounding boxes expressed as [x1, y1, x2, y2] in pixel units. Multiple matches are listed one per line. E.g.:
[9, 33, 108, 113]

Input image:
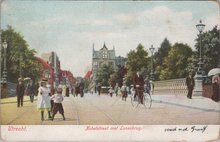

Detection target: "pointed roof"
[101, 43, 108, 50]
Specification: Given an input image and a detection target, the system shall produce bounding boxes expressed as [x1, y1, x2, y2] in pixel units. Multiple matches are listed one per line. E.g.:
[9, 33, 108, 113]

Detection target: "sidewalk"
[151, 95, 220, 112]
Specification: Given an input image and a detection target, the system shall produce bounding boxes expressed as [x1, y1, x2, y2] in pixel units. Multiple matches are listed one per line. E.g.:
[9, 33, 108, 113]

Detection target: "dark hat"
[42, 78, 48, 82]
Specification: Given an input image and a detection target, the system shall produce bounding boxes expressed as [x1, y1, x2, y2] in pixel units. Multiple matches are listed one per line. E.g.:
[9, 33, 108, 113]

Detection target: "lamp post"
[149, 45, 155, 81]
[194, 20, 205, 96]
[196, 20, 205, 74]
[149, 45, 155, 95]
[2, 41, 7, 83]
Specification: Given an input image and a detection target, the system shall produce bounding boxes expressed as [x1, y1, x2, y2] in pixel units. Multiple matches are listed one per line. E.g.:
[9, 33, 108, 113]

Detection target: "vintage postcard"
[0, 0, 220, 141]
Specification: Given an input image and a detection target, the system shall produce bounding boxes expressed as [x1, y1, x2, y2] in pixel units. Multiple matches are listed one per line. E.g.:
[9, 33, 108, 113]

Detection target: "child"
[108, 87, 114, 97]
[121, 82, 128, 101]
[50, 85, 65, 121]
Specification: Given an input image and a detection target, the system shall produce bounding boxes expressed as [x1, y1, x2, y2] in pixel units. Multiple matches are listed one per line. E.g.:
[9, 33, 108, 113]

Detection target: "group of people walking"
[16, 78, 68, 121]
[104, 71, 152, 103]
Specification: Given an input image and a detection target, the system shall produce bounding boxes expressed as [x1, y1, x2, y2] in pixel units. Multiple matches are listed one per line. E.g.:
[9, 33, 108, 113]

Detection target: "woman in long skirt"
[37, 80, 52, 121]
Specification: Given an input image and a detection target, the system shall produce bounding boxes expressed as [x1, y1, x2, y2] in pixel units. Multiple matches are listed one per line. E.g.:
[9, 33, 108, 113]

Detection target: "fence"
[154, 78, 187, 95]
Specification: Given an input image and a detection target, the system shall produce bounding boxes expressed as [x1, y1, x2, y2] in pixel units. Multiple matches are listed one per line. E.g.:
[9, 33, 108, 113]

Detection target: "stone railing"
[153, 78, 187, 95]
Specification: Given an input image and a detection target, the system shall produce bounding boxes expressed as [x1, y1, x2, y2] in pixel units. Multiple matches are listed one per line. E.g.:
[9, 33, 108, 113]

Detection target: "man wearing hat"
[186, 72, 195, 99]
[133, 71, 145, 104]
[16, 78, 25, 107]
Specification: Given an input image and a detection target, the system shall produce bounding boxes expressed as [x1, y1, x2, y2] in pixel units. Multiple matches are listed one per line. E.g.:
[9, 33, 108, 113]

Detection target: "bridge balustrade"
[154, 78, 187, 95]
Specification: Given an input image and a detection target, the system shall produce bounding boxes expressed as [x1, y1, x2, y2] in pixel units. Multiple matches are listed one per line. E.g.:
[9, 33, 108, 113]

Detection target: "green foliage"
[1, 26, 42, 83]
[108, 65, 127, 88]
[125, 44, 150, 82]
[194, 26, 220, 73]
[159, 43, 193, 80]
[108, 72, 118, 88]
[96, 64, 114, 86]
[154, 38, 172, 80]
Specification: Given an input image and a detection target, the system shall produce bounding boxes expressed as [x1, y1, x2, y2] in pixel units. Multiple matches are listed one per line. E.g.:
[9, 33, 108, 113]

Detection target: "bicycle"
[131, 88, 152, 109]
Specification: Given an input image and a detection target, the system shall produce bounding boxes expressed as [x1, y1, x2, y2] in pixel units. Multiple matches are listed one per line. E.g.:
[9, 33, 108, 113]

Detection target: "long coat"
[133, 74, 145, 90]
[186, 76, 195, 89]
[16, 83, 25, 96]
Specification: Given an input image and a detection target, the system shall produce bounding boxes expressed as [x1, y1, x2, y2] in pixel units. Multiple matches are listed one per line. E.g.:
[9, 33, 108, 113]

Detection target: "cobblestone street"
[1, 94, 219, 125]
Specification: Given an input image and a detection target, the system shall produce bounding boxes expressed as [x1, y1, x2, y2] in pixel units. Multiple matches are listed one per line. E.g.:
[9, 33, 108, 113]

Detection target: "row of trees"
[1, 26, 42, 83]
[95, 26, 220, 87]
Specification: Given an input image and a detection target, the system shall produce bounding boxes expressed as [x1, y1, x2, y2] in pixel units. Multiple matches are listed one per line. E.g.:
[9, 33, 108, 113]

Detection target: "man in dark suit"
[16, 78, 25, 107]
[133, 71, 145, 104]
[186, 72, 195, 99]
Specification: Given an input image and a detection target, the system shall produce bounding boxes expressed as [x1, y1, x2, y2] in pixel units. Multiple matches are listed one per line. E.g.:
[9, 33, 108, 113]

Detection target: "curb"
[152, 99, 220, 113]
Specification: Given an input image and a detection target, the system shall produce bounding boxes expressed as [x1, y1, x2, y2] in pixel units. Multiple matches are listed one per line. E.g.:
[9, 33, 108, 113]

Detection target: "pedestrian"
[27, 79, 35, 103]
[114, 83, 119, 96]
[37, 79, 52, 121]
[185, 72, 195, 99]
[79, 81, 84, 97]
[121, 82, 128, 101]
[97, 83, 101, 96]
[94, 84, 97, 94]
[16, 78, 25, 107]
[66, 86, 69, 97]
[62, 84, 67, 97]
[51, 85, 65, 121]
[108, 87, 114, 97]
[133, 71, 145, 104]
[144, 77, 151, 95]
[211, 75, 220, 102]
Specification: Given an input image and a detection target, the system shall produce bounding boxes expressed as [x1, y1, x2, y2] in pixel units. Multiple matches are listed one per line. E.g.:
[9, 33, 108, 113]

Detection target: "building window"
[102, 51, 107, 59]
[93, 61, 98, 66]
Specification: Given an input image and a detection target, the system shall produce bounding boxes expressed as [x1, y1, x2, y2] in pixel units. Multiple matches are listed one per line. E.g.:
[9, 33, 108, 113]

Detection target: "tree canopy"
[159, 43, 193, 80]
[96, 64, 114, 86]
[125, 44, 150, 83]
[1, 26, 42, 83]
[194, 25, 220, 74]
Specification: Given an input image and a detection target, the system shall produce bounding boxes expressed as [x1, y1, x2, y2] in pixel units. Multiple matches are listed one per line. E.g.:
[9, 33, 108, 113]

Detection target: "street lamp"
[194, 20, 205, 96]
[2, 41, 7, 83]
[149, 45, 155, 81]
[196, 20, 205, 74]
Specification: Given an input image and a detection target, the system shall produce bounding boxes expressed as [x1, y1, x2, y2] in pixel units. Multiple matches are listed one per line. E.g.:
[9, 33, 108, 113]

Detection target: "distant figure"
[75, 80, 84, 97]
[144, 77, 151, 95]
[114, 83, 119, 96]
[51, 85, 65, 121]
[108, 87, 114, 97]
[97, 83, 101, 96]
[121, 82, 128, 101]
[211, 75, 220, 102]
[16, 78, 25, 107]
[26, 79, 35, 103]
[66, 86, 69, 97]
[62, 84, 67, 97]
[186, 72, 195, 99]
[79, 81, 85, 97]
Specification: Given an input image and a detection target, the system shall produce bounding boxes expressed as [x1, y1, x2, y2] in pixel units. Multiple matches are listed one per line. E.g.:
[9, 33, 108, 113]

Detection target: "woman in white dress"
[37, 80, 52, 121]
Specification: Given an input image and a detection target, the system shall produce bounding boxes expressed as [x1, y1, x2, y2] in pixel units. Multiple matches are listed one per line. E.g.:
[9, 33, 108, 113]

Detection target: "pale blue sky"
[1, 1, 219, 76]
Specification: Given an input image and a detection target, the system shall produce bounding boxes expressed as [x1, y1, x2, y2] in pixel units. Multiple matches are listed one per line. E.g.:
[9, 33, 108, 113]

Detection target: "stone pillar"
[193, 73, 203, 96]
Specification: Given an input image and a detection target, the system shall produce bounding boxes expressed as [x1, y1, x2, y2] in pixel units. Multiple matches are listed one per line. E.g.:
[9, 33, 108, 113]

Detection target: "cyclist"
[133, 71, 145, 104]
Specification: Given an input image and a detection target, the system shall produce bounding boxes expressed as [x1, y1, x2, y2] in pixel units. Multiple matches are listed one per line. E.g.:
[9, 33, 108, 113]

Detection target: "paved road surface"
[1, 93, 219, 125]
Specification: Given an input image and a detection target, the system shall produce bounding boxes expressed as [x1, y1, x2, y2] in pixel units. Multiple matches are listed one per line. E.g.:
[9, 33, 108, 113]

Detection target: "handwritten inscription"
[165, 125, 208, 133]
[8, 126, 27, 132]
